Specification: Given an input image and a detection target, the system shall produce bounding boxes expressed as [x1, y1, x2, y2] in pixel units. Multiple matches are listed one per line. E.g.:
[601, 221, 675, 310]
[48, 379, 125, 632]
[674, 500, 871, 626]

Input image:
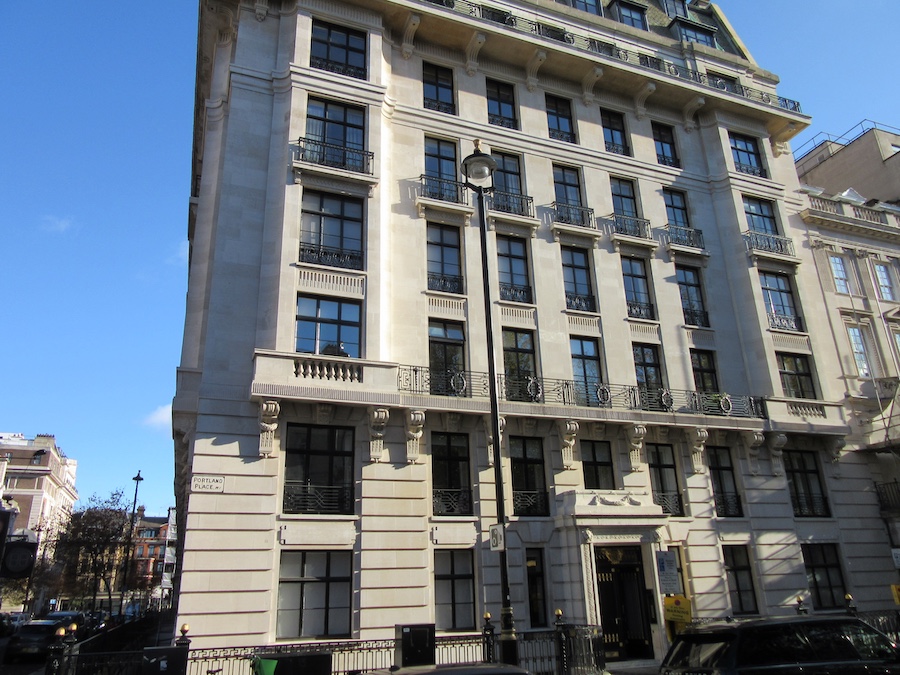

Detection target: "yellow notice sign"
[892, 585, 900, 605]
[664, 595, 692, 623]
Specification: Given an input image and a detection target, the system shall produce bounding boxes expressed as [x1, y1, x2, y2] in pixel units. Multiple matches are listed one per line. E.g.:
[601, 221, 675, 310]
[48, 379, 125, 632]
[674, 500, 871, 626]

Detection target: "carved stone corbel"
[582, 66, 603, 104]
[484, 415, 506, 467]
[560, 420, 579, 470]
[682, 96, 705, 132]
[315, 403, 333, 425]
[768, 433, 787, 476]
[405, 410, 425, 463]
[466, 33, 486, 75]
[368, 408, 390, 463]
[402, 14, 420, 59]
[688, 427, 709, 475]
[633, 81, 656, 120]
[254, 0, 268, 21]
[626, 424, 647, 473]
[258, 400, 280, 458]
[828, 436, 847, 478]
[742, 431, 765, 476]
[526, 50, 547, 91]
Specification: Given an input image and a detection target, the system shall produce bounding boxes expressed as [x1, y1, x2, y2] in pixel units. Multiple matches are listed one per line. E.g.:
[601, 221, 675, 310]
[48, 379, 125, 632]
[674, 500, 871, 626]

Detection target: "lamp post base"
[498, 606, 518, 666]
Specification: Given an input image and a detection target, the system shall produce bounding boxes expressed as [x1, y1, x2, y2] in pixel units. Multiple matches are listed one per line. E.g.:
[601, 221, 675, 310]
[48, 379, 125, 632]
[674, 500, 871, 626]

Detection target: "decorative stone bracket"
[368, 408, 390, 463]
[258, 400, 280, 458]
[829, 436, 847, 478]
[626, 424, 647, 473]
[406, 410, 425, 464]
[742, 431, 765, 476]
[526, 50, 547, 91]
[688, 427, 709, 475]
[560, 420, 579, 470]
[402, 14, 420, 59]
[466, 33, 486, 75]
[768, 433, 787, 476]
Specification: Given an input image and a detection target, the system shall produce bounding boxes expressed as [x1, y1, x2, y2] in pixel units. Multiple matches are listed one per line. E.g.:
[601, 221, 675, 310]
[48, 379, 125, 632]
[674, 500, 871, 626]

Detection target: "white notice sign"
[191, 475, 225, 493]
[657, 550, 681, 595]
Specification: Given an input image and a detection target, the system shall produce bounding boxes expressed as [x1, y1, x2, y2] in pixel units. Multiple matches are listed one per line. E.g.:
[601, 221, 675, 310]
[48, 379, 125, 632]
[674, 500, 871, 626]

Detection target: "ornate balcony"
[552, 202, 594, 228]
[300, 244, 363, 271]
[653, 491, 684, 516]
[513, 490, 550, 516]
[397, 367, 490, 398]
[490, 191, 534, 218]
[283, 482, 353, 515]
[714, 492, 743, 518]
[499, 283, 533, 303]
[427, 272, 464, 294]
[420, 175, 468, 204]
[613, 214, 652, 239]
[297, 137, 374, 174]
[433, 488, 473, 516]
[627, 300, 655, 320]
[767, 312, 804, 332]
[309, 56, 366, 80]
[735, 162, 767, 178]
[791, 493, 830, 518]
[682, 307, 710, 328]
[745, 230, 795, 257]
[667, 224, 705, 249]
[565, 292, 596, 312]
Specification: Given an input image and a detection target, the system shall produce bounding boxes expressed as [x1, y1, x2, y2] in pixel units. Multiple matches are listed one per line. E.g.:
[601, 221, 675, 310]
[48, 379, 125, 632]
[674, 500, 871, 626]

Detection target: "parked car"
[659, 615, 900, 674]
[44, 611, 88, 638]
[2, 619, 66, 663]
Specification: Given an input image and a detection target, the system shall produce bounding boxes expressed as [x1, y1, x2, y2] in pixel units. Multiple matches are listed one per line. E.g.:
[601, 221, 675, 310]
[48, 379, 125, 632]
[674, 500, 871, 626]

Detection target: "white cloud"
[41, 215, 75, 233]
[166, 239, 189, 267]
[143, 404, 172, 432]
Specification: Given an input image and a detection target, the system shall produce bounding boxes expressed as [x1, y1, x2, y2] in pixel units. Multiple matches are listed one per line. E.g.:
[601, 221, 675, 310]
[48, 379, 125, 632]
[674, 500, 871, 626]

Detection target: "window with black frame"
[777, 353, 816, 399]
[785, 450, 829, 517]
[427, 223, 463, 294]
[304, 98, 367, 172]
[503, 328, 538, 402]
[435, 549, 476, 630]
[801, 543, 846, 609]
[601, 109, 630, 155]
[760, 271, 802, 332]
[546, 94, 576, 143]
[423, 62, 456, 114]
[676, 265, 709, 327]
[424, 137, 461, 203]
[283, 424, 354, 516]
[571, 336, 602, 407]
[295, 295, 361, 357]
[730, 132, 767, 177]
[277, 550, 351, 638]
[300, 191, 364, 270]
[491, 152, 530, 217]
[526, 548, 548, 627]
[487, 79, 518, 129]
[497, 235, 532, 303]
[562, 247, 595, 312]
[432, 433, 471, 516]
[429, 320, 466, 396]
[723, 545, 758, 614]
[582, 440, 615, 490]
[622, 257, 654, 320]
[690, 349, 718, 392]
[653, 123, 680, 167]
[310, 20, 367, 79]
[510, 437, 548, 516]
[648, 443, 682, 515]
[708, 446, 742, 518]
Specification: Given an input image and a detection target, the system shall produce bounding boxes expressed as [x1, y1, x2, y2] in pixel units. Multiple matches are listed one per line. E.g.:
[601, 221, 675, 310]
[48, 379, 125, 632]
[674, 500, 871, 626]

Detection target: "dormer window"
[661, 0, 688, 18]
[671, 18, 717, 47]
[610, 1, 648, 30]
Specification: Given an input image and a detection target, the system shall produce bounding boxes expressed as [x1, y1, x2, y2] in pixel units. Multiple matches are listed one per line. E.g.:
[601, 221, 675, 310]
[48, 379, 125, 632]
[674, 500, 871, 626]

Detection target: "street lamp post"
[118, 470, 143, 617]
[461, 140, 517, 665]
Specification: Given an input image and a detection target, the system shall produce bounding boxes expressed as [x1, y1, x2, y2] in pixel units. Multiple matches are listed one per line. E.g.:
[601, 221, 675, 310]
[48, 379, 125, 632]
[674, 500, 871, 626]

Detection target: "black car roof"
[680, 615, 867, 634]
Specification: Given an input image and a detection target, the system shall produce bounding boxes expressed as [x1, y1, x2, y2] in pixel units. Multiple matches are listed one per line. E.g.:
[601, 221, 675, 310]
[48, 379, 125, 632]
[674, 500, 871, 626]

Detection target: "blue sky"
[0, 2, 896, 516]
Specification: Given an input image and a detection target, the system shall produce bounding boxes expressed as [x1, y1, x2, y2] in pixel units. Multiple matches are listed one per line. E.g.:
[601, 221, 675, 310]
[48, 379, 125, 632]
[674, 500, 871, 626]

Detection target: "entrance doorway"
[595, 545, 653, 661]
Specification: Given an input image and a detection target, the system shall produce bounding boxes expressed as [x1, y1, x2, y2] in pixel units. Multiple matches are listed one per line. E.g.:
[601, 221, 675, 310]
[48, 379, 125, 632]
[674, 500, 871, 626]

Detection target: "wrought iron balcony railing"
[433, 488, 473, 516]
[513, 490, 550, 516]
[605, 141, 630, 156]
[627, 300, 655, 320]
[490, 191, 535, 218]
[682, 307, 710, 328]
[420, 175, 468, 204]
[396, 367, 768, 418]
[745, 230, 795, 257]
[297, 137, 374, 174]
[488, 113, 518, 129]
[714, 492, 743, 518]
[612, 214, 652, 239]
[427, 272, 464, 294]
[667, 224, 705, 249]
[283, 482, 353, 515]
[549, 128, 577, 143]
[791, 493, 830, 518]
[565, 292, 597, 312]
[300, 244, 363, 270]
[499, 283, 533, 303]
[734, 162, 767, 178]
[657, 154, 681, 168]
[653, 491, 684, 516]
[767, 312, 804, 332]
[553, 202, 594, 228]
[413, 0, 802, 113]
[309, 56, 366, 80]
[876, 481, 900, 511]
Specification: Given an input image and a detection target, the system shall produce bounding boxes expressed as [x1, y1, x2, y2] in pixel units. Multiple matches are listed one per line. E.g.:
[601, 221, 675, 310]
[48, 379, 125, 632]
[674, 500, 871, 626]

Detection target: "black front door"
[595, 546, 653, 661]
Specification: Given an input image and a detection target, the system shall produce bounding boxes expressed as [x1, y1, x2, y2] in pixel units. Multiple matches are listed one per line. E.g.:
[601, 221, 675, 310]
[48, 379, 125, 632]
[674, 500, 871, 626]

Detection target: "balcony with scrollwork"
[284, 482, 353, 515]
[419, 175, 468, 205]
[735, 162, 767, 178]
[767, 312, 804, 332]
[565, 292, 596, 312]
[310, 55, 366, 81]
[791, 493, 830, 518]
[397, 367, 490, 398]
[627, 300, 655, 320]
[513, 490, 550, 517]
[300, 244, 363, 271]
[667, 225, 705, 250]
[499, 283, 533, 303]
[427, 272, 464, 294]
[612, 214, 651, 239]
[714, 492, 743, 518]
[296, 138, 374, 175]
[683, 307, 710, 328]
[489, 191, 534, 218]
[876, 481, 900, 512]
[744, 230, 796, 258]
[653, 491, 684, 516]
[552, 202, 594, 228]
[433, 488, 473, 516]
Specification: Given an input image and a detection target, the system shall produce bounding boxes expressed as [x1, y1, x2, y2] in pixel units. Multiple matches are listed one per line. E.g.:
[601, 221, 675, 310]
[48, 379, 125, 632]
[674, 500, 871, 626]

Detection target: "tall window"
[429, 320, 466, 396]
[546, 94, 576, 143]
[423, 137, 460, 202]
[601, 109, 630, 155]
[562, 247, 595, 312]
[615, 1, 647, 29]
[648, 444, 682, 515]
[435, 550, 476, 630]
[296, 295, 361, 357]
[847, 325, 871, 378]
[777, 353, 816, 399]
[427, 223, 462, 294]
[653, 123, 680, 167]
[690, 349, 719, 392]
[729, 132, 766, 177]
[277, 550, 351, 638]
[723, 546, 757, 614]
[743, 196, 778, 234]
[622, 257, 654, 320]
[760, 271, 802, 331]
[432, 433, 471, 515]
[785, 449, 828, 517]
[497, 236, 532, 303]
[875, 262, 896, 301]
[633, 343, 663, 390]
[301, 191, 364, 270]
[423, 62, 455, 114]
[829, 254, 851, 294]
[503, 329, 538, 402]
[571, 336, 602, 406]
[310, 20, 366, 79]
[487, 79, 517, 129]
[663, 189, 689, 228]
[492, 152, 529, 216]
[582, 440, 614, 490]
[801, 543, 846, 610]
[553, 165, 588, 226]
[708, 447, 742, 518]
[304, 98, 366, 172]
[611, 178, 639, 218]
[284, 424, 354, 515]
[676, 265, 709, 327]
[510, 437, 548, 516]
[526, 549, 548, 628]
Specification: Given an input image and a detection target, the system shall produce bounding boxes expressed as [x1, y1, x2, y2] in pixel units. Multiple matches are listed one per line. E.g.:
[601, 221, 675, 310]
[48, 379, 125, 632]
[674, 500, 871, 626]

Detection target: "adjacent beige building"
[173, 0, 899, 661]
